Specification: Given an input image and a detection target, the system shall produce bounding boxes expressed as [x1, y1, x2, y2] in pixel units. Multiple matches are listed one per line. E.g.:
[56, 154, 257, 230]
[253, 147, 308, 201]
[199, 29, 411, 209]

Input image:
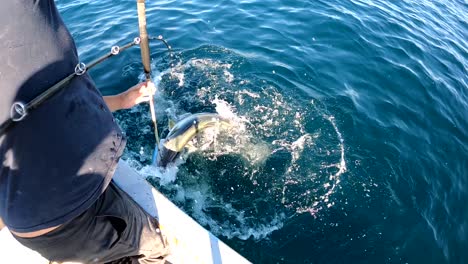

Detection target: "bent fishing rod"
[1, 20, 170, 140]
[0, 1, 166, 143]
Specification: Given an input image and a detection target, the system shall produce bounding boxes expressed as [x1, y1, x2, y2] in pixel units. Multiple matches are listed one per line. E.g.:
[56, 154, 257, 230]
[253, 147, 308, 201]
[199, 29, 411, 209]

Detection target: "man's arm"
[103, 81, 155, 112]
[103, 95, 124, 112]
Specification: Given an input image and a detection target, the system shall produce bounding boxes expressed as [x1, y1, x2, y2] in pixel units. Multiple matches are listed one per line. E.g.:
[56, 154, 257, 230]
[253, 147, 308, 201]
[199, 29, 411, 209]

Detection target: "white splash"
[138, 163, 181, 186]
[296, 113, 347, 215]
[126, 55, 349, 240]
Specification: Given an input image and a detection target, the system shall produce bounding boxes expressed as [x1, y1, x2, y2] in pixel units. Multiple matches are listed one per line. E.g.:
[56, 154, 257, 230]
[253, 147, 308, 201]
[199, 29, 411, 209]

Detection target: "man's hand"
[119, 81, 156, 109]
[103, 81, 156, 112]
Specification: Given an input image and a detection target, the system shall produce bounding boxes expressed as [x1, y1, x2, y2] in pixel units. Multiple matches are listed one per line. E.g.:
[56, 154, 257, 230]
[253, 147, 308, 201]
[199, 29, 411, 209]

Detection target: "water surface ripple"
[57, 0, 467, 263]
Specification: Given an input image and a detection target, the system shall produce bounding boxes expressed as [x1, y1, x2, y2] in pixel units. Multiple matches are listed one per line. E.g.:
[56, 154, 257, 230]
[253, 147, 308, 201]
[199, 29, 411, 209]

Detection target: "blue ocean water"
[57, 0, 467, 263]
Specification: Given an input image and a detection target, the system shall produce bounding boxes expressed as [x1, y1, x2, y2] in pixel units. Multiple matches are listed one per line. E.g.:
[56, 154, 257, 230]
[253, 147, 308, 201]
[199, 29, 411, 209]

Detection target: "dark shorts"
[13, 181, 170, 264]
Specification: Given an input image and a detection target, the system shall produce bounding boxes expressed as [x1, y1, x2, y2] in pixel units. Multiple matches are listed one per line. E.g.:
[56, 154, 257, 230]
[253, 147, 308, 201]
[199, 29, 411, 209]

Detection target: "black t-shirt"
[0, 0, 126, 232]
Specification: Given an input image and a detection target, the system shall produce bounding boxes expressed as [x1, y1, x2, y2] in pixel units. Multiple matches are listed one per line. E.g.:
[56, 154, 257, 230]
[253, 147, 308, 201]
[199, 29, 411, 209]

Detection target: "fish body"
[154, 113, 231, 167]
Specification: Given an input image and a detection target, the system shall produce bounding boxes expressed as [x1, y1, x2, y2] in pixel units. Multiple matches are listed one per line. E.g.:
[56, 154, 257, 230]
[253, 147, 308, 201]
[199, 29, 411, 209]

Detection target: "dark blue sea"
[57, 0, 467, 263]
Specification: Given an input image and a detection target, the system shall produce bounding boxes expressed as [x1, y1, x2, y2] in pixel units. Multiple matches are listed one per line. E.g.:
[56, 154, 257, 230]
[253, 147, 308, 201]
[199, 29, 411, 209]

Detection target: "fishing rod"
[0, 39, 139, 136]
[1, 0, 167, 142]
[137, 0, 161, 152]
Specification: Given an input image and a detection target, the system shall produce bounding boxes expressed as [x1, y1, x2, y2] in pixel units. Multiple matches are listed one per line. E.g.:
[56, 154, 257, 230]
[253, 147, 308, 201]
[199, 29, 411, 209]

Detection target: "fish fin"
[168, 119, 176, 130]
